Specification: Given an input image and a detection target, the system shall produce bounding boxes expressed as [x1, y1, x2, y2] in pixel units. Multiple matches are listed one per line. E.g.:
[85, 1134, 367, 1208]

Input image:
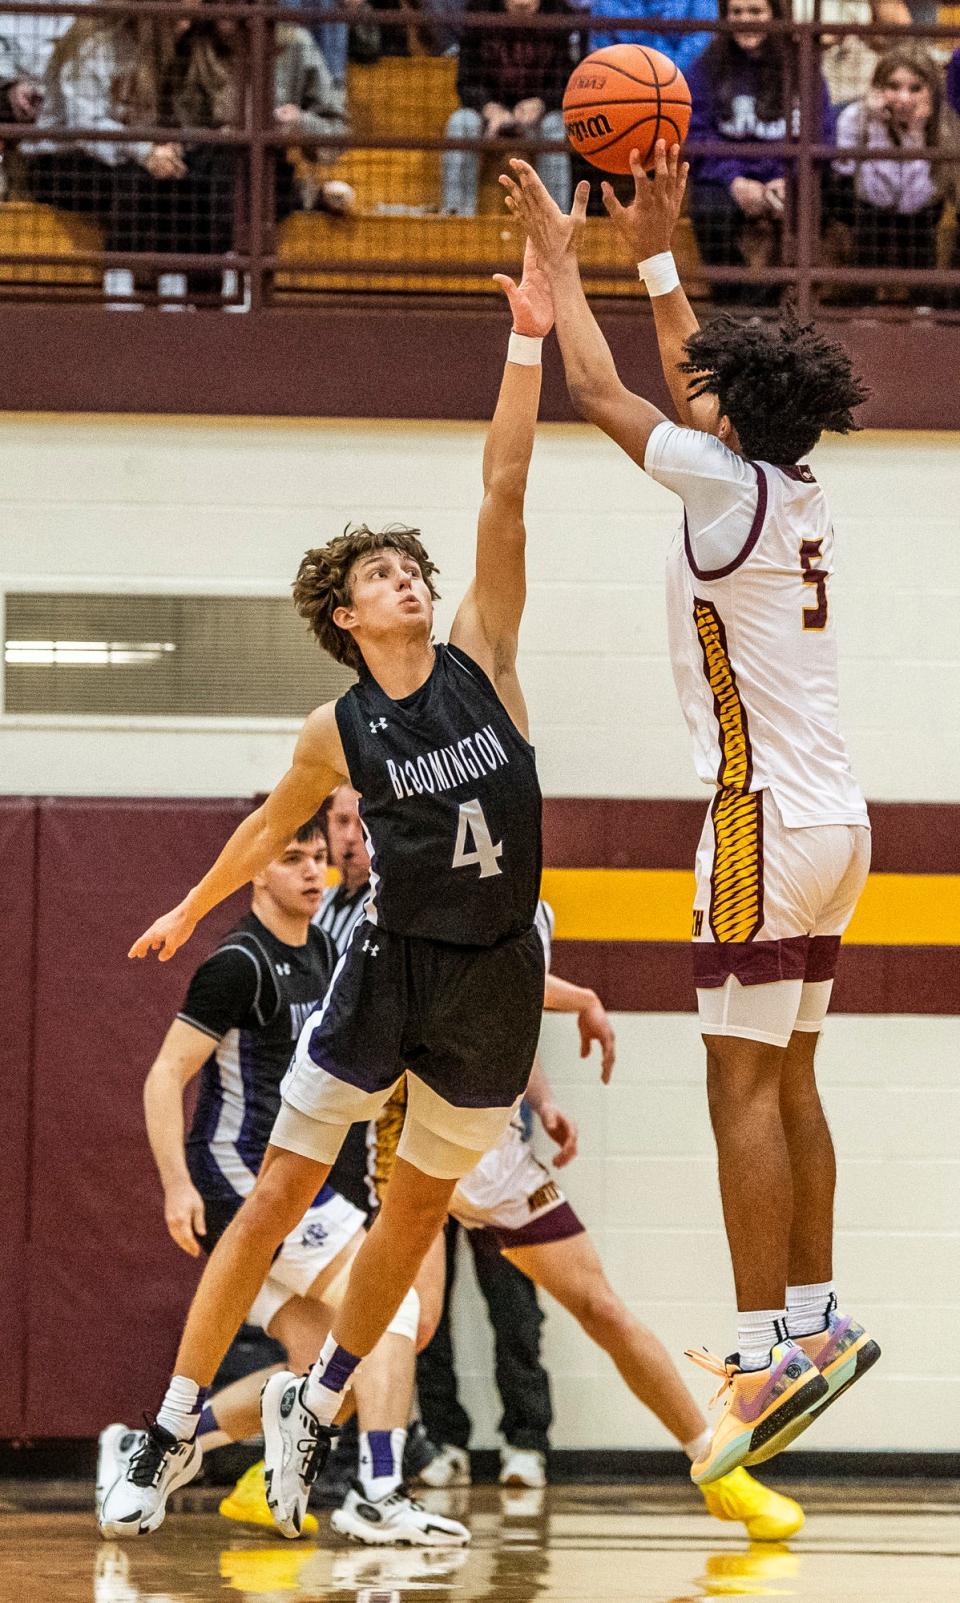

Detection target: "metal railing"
[0, 3, 958, 314]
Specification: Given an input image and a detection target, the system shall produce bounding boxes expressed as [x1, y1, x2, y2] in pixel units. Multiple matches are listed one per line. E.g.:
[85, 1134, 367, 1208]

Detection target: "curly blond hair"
[292, 525, 440, 672]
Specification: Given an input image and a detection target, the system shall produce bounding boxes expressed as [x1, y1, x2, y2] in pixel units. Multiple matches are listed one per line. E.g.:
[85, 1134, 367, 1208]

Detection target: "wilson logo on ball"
[567, 113, 613, 144]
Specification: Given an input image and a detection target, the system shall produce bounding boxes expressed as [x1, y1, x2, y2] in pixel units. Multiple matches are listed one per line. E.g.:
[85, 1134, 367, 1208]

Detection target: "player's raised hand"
[499, 158, 589, 273]
[539, 1101, 579, 1168]
[578, 995, 616, 1083]
[601, 138, 688, 263]
[164, 1177, 207, 1257]
[493, 236, 555, 336]
[129, 901, 198, 963]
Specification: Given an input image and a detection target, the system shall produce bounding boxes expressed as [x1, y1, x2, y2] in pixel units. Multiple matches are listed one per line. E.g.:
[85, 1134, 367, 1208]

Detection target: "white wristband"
[638, 251, 680, 297]
[507, 331, 543, 367]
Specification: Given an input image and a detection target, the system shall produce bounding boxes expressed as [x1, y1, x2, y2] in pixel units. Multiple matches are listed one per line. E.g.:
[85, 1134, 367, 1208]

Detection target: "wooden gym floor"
[0, 1480, 957, 1602]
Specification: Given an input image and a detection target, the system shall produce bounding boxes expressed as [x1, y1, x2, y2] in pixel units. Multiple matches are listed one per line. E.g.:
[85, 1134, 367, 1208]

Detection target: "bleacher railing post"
[795, 20, 816, 322]
[248, 1, 268, 313]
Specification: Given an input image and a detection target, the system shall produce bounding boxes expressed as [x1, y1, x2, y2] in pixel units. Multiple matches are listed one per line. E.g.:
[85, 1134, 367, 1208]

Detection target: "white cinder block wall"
[1, 415, 957, 1452]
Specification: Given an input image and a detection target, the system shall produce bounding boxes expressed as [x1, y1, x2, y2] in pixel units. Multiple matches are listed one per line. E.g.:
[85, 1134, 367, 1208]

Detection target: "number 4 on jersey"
[452, 798, 503, 879]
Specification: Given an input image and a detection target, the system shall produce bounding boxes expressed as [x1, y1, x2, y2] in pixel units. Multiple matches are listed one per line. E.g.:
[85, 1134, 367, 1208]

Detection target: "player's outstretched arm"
[500, 159, 666, 470]
[451, 238, 553, 735]
[129, 701, 347, 963]
[602, 140, 715, 435]
[544, 969, 616, 1081]
[143, 1020, 214, 1256]
[525, 1052, 579, 1168]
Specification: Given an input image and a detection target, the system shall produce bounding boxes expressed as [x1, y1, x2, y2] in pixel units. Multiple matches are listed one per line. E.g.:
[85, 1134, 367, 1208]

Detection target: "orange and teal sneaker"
[219, 1458, 319, 1537]
[746, 1312, 881, 1463]
[685, 1340, 828, 1484]
[700, 1465, 805, 1541]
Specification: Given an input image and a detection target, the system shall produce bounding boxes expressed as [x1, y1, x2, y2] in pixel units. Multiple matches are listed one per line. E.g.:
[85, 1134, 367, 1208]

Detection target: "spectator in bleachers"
[832, 44, 959, 295]
[0, 6, 87, 124]
[588, 0, 718, 81]
[24, 12, 188, 280]
[266, 24, 355, 221]
[793, 1, 912, 109]
[947, 47, 960, 117]
[442, 0, 575, 215]
[686, 0, 833, 302]
[298, 0, 457, 80]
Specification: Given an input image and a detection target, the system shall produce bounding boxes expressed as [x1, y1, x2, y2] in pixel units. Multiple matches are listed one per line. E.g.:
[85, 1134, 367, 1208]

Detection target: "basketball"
[562, 44, 692, 176]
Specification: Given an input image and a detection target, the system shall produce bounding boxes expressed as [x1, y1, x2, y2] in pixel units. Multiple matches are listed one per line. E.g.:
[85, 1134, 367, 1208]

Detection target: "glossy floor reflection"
[0, 1482, 957, 1603]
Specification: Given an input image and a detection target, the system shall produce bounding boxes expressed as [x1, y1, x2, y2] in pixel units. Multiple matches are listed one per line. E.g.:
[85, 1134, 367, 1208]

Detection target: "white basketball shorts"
[451, 1119, 583, 1248]
[246, 1187, 366, 1333]
[692, 788, 871, 1047]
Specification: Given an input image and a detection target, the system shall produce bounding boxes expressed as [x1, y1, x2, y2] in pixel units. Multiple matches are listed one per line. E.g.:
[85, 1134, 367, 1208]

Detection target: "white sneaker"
[157, 271, 189, 310]
[261, 1370, 335, 1539]
[416, 1444, 471, 1488]
[498, 1446, 547, 1488]
[95, 1424, 144, 1520]
[98, 1421, 202, 1537]
[102, 269, 141, 310]
[331, 1483, 470, 1546]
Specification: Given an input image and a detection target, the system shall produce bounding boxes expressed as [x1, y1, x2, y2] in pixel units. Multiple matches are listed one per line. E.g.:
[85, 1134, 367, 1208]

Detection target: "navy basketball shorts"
[273, 919, 546, 1180]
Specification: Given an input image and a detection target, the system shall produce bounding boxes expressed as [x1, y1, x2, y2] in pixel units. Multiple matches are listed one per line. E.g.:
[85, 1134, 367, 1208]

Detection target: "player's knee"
[237, 1177, 302, 1246]
[706, 1040, 781, 1116]
[415, 1287, 443, 1351]
[578, 1282, 629, 1350]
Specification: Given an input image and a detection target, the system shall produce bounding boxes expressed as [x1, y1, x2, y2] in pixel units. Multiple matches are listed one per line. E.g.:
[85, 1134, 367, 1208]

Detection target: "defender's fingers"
[509, 157, 537, 184]
[498, 172, 519, 198]
[570, 179, 590, 222]
[654, 138, 669, 179]
[492, 273, 518, 299]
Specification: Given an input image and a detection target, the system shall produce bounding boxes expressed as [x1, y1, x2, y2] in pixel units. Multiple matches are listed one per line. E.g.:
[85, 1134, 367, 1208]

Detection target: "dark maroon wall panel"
[23, 798, 251, 1436]
[0, 800, 36, 1436]
[2, 304, 959, 428]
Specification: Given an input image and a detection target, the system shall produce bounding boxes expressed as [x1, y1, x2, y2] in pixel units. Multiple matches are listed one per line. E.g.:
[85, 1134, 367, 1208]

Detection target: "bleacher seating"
[0, 53, 699, 299]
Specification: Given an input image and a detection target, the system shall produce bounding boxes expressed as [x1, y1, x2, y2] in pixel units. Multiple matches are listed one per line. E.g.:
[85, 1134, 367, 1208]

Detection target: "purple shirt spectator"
[947, 48, 960, 118]
[686, 24, 834, 188]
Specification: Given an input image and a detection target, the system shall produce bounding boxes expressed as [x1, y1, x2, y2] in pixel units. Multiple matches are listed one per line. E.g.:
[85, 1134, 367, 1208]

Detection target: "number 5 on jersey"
[453, 798, 503, 879]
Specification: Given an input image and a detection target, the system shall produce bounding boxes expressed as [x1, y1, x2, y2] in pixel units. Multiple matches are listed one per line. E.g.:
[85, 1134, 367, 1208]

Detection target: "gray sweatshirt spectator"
[273, 23, 349, 149]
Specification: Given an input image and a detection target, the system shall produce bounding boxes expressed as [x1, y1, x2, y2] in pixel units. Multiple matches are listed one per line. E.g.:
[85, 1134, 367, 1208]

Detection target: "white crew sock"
[156, 1375, 205, 1441]
[358, 1427, 406, 1499]
[737, 1309, 789, 1372]
[786, 1281, 836, 1339]
[303, 1333, 362, 1426]
[683, 1426, 713, 1463]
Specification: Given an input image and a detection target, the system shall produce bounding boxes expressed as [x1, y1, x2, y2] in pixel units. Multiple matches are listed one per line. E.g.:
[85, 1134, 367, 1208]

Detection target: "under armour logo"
[369, 718, 387, 734]
[276, 962, 291, 976]
[363, 939, 380, 957]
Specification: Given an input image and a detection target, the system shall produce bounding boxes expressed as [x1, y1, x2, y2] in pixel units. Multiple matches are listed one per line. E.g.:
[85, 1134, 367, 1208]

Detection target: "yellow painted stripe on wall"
[539, 869, 960, 946]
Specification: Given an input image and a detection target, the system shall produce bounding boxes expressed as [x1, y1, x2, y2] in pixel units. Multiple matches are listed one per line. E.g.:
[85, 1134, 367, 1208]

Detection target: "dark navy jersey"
[335, 644, 542, 946]
[181, 913, 338, 1204]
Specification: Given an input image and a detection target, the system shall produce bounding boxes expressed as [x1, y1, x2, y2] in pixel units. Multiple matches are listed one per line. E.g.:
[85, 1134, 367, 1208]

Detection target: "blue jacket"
[686, 43, 834, 187]
[589, 0, 718, 81]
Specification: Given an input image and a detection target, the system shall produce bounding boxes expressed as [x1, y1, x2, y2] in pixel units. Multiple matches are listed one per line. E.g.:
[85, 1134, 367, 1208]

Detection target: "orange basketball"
[562, 45, 691, 176]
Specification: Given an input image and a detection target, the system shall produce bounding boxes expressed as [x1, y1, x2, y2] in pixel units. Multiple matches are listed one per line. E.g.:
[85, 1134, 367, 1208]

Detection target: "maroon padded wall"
[0, 801, 36, 1436]
[21, 798, 251, 1436]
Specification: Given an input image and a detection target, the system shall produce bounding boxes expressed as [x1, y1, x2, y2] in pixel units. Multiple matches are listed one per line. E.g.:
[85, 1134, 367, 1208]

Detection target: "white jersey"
[647, 421, 868, 830]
